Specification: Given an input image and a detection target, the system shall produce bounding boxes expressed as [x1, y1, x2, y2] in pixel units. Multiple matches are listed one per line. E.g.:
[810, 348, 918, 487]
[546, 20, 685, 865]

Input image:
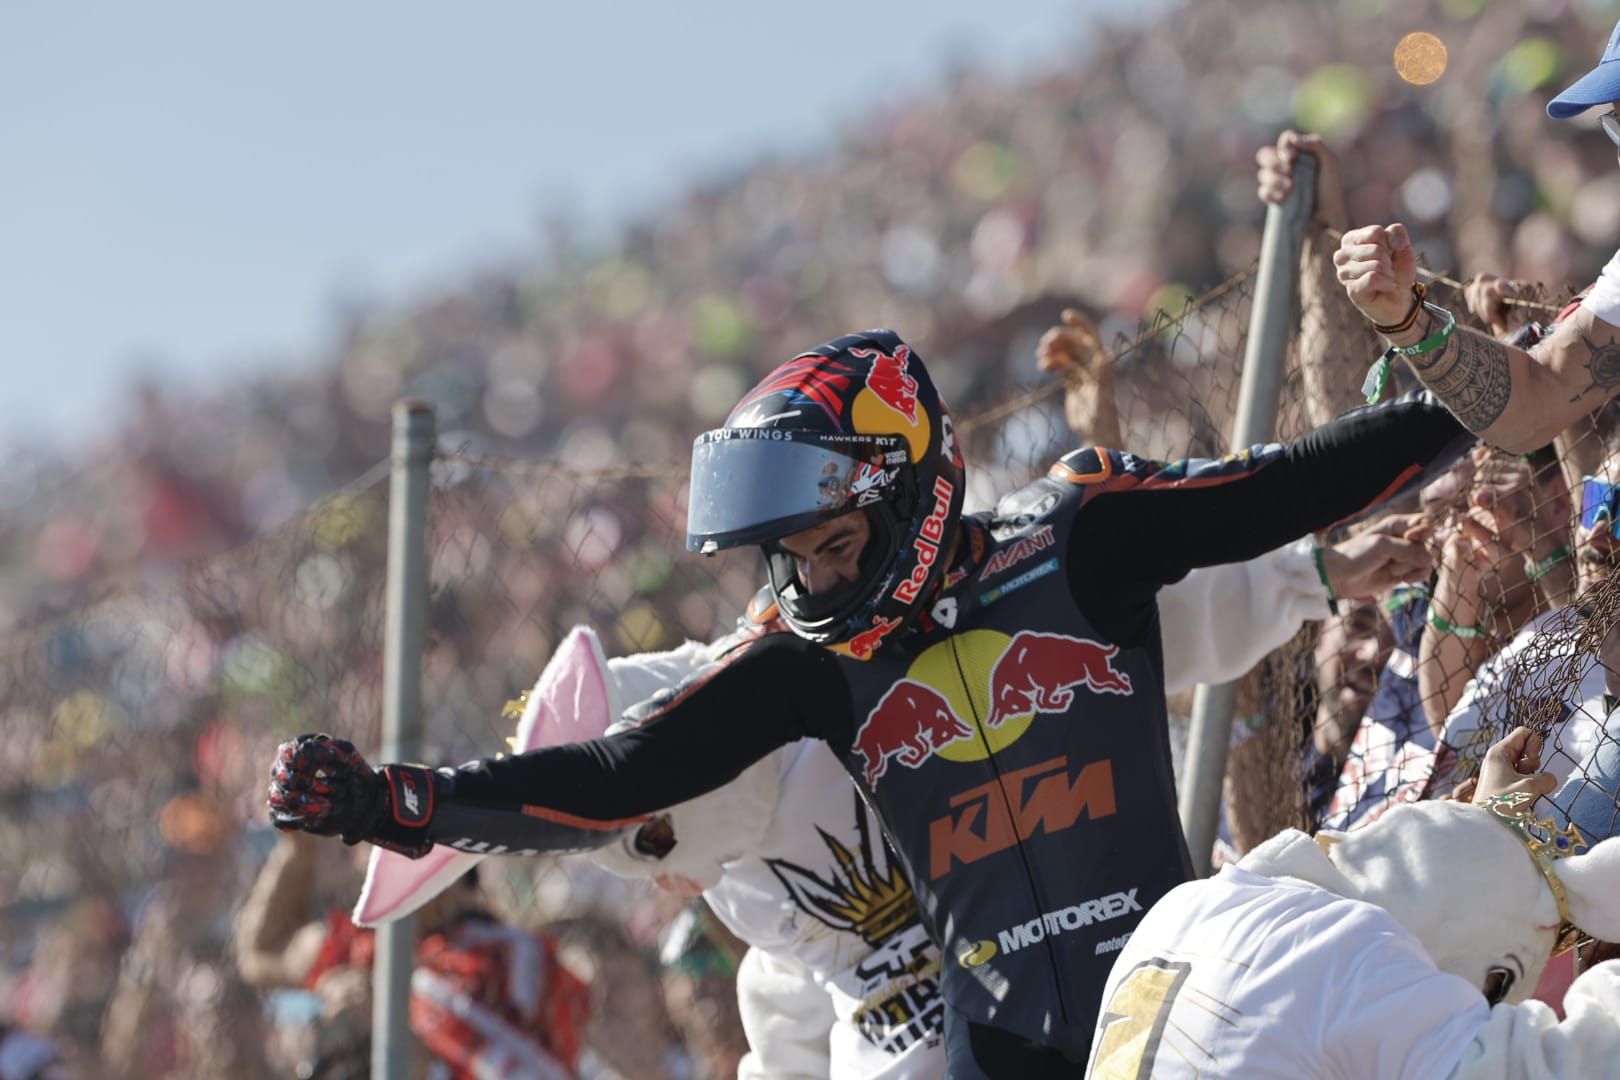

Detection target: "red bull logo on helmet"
[849, 628, 1133, 787]
[851, 343, 920, 424]
[893, 476, 955, 604]
[850, 345, 932, 464]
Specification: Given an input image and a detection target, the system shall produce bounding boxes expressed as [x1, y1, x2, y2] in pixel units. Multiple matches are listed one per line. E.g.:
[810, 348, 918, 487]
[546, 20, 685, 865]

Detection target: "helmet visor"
[686, 430, 906, 553]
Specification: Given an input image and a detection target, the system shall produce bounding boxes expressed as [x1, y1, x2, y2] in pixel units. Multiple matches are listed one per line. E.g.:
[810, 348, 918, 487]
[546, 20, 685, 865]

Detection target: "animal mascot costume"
[1086, 794, 1620, 1078]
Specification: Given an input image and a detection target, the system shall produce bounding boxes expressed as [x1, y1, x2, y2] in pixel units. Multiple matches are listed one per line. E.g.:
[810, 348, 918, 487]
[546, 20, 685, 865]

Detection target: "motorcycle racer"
[269, 329, 1472, 1074]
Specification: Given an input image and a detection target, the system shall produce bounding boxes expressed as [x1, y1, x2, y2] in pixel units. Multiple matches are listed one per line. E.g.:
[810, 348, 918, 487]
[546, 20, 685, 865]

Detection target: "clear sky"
[1, 1, 1167, 454]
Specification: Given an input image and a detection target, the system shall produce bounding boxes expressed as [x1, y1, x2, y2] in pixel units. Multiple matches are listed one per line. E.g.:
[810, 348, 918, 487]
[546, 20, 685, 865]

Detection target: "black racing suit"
[413, 392, 1472, 1071]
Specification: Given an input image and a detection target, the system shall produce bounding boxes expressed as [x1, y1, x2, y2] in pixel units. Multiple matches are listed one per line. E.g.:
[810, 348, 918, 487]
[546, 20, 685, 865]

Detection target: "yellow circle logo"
[852, 388, 931, 464]
[905, 630, 1036, 763]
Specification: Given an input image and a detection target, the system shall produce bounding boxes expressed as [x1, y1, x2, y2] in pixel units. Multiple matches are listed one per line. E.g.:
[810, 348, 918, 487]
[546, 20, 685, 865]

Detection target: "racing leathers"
[366, 391, 1472, 1061]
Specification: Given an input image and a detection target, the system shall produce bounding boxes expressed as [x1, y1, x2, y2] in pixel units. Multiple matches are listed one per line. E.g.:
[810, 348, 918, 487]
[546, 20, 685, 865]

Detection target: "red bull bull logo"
[852, 344, 919, 424]
[846, 615, 903, 662]
[985, 632, 1132, 728]
[848, 628, 1134, 788]
[854, 681, 975, 785]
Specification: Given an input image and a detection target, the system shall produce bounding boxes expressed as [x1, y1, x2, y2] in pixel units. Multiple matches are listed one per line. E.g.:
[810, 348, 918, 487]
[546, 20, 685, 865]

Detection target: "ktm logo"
[928, 755, 1116, 880]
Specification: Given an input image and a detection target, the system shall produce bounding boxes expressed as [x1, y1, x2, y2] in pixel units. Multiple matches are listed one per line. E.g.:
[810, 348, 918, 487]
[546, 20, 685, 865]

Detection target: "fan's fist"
[1334, 223, 1420, 330]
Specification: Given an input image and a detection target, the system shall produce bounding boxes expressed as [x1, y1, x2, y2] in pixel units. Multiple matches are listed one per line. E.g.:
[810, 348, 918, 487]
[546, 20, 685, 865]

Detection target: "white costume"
[1087, 799, 1620, 1078]
[1155, 537, 1331, 696]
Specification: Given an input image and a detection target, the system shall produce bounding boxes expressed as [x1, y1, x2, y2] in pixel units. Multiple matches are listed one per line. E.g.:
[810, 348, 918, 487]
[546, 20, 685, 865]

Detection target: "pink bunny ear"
[514, 625, 617, 751]
[353, 627, 613, 926]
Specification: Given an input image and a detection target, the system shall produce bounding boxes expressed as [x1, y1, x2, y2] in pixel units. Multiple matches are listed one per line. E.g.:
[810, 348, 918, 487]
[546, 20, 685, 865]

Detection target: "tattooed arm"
[1336, 222, 1619, 453]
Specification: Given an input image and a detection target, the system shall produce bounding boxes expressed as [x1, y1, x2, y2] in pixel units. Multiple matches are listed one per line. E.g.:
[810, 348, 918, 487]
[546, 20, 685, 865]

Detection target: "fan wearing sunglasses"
[1334, 19, 1620, 455]
[1425, 436, 1620, 816]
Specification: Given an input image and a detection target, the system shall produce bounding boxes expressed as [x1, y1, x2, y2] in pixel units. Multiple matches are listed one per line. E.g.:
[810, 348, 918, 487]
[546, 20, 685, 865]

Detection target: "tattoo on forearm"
[1404, 330, 1511, 433]
[1578, 333, 1620, 400]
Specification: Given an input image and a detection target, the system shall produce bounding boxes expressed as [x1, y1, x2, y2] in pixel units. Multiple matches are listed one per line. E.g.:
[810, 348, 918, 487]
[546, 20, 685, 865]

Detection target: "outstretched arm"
[268, 635, 847, 858]
[1336, 223, 1619, 452]
[1065, 391, 1473, 640]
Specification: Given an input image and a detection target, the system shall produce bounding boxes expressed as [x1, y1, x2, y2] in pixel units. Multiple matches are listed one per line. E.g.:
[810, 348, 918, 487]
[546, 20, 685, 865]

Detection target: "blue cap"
[1548, 20, 1620, 119]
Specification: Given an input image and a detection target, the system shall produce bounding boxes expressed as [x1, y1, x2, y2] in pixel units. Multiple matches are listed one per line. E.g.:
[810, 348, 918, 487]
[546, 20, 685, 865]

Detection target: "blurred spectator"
[235, 834, 590, 1079]
[1428, 435, 1620, 800]
[0, 1021, 60, 1080]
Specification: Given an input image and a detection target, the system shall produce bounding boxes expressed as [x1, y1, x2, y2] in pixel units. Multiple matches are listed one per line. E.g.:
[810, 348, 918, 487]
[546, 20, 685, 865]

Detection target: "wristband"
[1362, 304, 1459, 404]
[1312, 546, 1340, 616]
[347, 763, 437, 859]
[1525, 545, 1572, 583]
[1383, 582, 1430, 613]
[1391, 304, 1459, 354]
[1371, 282, 1429, 334]
[1427, 607, 1484, 639]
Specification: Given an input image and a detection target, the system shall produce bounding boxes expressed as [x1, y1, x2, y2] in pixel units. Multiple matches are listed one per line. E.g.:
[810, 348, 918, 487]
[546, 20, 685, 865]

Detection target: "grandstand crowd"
[6, 0, 1620, 1074]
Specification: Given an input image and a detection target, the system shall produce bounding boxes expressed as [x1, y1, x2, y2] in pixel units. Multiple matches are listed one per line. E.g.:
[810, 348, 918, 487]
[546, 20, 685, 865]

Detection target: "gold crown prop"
[1481, 791, 1589, 956]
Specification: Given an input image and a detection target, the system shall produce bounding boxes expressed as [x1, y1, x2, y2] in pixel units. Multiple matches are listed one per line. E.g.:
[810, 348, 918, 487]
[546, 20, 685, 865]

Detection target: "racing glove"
[267, 733, 438, 858]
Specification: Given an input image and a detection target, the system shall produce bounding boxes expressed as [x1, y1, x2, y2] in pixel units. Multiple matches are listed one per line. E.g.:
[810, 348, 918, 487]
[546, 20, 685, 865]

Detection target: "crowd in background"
[6, 0, 1620, 1074]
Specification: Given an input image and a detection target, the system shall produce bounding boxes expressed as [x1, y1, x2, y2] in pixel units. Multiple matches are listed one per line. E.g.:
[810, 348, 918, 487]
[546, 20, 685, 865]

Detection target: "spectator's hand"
[1037, 308, 1123, 447]
[1255, 130, 1347, 227]
[1320, 513, 1432, 600]
[1466, 451, 1539, 568]
[1464, 273, 1532, 338]
[268, 734, 435, 857]
[1435, 509, 1505, 604]
[1334, 223, 1421, 330]
[1469, 726, 1557, 804]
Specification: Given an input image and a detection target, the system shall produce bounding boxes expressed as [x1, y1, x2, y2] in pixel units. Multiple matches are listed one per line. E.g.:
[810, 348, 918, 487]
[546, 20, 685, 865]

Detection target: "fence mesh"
[9, 253, 1620, 1074]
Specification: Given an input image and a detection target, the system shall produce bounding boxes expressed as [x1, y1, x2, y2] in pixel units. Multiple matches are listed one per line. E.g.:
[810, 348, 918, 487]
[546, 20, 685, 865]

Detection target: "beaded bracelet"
[1525, 545, 1572, 583]
[1362, 304, 1459, 404]
[1427, 607, 1484, 639]
[1312, 546, 1340, 616]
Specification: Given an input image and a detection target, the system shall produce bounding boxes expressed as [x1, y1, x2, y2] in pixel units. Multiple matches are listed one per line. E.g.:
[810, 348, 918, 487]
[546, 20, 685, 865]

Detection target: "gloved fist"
[267, 734, 436, 858]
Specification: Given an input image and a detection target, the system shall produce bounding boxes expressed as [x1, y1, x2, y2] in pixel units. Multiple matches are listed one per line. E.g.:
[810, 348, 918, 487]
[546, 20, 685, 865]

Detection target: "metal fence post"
[1177, 153, 1317, 876]
[373, 399, 435, 1079]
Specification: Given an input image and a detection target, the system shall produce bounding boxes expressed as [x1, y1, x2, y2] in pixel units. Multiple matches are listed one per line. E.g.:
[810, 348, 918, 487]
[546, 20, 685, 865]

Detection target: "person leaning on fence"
[1418, 447, 1573, 736]
[1335, 18, 1620, 453]
[1314, 448, 1565, 833]
[265, 330, 1474, 1076]
[1425, 434, 1620, 810]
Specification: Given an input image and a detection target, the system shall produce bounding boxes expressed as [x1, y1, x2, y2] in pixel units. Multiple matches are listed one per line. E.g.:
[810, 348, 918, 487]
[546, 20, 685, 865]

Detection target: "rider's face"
[778, 511, 871, 596]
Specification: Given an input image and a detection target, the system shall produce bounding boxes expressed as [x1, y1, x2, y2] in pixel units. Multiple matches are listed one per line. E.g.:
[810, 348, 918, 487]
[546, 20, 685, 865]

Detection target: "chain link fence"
[10, 252, 1620, 1073]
